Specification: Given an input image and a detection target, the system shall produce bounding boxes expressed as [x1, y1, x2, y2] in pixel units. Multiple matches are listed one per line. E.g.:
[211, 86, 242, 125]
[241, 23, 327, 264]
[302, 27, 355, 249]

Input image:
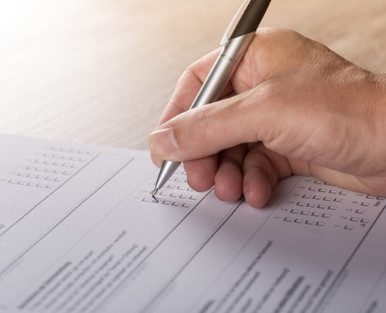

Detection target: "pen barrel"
[156, 160, 182, 191]
[190, 32, 255, 109]
[154, 33, 255, 192]
[229, 0, 271, 40]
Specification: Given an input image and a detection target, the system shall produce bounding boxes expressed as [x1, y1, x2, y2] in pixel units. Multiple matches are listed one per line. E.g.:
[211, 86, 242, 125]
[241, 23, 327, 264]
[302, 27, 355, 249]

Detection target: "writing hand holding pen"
[150, 27, 386, 207]
[151, 0, 271, 197]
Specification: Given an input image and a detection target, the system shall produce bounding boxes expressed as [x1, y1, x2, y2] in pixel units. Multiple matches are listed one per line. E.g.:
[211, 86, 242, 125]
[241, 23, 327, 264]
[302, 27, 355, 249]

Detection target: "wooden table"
[0, 0, 385, 150]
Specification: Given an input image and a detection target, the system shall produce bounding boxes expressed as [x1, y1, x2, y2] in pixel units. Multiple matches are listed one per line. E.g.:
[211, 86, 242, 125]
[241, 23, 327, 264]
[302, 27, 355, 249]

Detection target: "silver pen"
[152, 0, 271, 197]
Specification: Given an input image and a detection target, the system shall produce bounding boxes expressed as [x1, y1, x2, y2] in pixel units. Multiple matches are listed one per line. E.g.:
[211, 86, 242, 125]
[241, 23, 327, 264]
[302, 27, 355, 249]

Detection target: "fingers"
[158, 49, 218, 126]
[158, 48, 235, 126]
[214, 145, 248, 202]
[183, 145, 247, 200]
[242, 145, 292, 208]
[181, 143, 289, 208]
[183, 143, 293, 209]
[149, 86, 275, 162]
[183, 155, 218, 192]
[182, 143, 290, 208]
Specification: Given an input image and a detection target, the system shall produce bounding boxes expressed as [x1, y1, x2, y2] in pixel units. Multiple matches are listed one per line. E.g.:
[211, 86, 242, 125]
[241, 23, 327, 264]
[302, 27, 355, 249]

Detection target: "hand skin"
[149, 28, 386, 208]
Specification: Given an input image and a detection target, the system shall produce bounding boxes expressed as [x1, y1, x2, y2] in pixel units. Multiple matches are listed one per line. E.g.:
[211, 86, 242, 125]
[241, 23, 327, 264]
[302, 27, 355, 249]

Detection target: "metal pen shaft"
[152, 33, 255, 196]
[152, 160, 181, 196]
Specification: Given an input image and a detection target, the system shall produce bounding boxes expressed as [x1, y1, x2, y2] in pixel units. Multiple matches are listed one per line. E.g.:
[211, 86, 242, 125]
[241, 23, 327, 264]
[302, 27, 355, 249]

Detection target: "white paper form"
[1, 134, 386, 313]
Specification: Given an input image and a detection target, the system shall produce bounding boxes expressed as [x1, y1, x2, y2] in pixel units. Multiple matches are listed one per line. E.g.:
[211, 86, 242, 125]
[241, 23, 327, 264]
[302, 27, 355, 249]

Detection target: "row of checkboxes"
[295, 202, 336, 210]
[284, 217, 325, 226]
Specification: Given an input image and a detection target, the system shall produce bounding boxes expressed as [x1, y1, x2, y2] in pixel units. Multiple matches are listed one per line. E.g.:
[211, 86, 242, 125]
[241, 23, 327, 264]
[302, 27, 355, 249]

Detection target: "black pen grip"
[230, 0, 271, 39]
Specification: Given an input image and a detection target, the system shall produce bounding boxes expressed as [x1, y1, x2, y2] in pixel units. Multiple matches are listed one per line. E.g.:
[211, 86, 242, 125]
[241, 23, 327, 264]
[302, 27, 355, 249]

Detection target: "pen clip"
[220, 0, 251, 45]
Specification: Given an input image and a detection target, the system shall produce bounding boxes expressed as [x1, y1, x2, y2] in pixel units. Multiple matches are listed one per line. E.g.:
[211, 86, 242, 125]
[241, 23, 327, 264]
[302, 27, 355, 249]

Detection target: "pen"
[152, 0, 271, 198]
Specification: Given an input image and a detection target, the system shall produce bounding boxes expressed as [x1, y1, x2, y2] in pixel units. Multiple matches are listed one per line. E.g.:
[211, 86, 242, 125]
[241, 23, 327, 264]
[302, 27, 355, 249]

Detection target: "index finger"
[158, 48, 234, 125]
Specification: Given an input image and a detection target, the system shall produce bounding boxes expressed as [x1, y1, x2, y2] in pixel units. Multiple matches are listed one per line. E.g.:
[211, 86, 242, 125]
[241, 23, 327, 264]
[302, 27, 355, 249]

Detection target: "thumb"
[149, 86, 276, 162]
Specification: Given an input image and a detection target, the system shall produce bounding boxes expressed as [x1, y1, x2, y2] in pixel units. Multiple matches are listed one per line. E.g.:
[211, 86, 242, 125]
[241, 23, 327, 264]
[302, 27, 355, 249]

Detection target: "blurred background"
[0, 0, 385, 149]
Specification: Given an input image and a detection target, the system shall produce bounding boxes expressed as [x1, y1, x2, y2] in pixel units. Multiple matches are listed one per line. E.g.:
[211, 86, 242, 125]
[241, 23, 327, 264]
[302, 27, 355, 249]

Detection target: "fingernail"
[149, 128, 179, 159]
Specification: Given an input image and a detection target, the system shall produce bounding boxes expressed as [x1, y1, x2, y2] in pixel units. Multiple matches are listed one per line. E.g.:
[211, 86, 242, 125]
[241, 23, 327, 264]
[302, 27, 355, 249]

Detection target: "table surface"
[1, 0, 385, 150]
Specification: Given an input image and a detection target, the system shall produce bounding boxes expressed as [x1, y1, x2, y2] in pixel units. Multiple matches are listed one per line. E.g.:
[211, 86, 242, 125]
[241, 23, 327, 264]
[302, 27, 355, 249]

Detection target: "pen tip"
[152, 188, 159, 203]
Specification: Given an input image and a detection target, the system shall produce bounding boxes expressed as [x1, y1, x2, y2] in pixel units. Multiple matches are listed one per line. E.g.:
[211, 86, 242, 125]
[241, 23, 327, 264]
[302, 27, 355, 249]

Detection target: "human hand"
[149, 28, 386, 208]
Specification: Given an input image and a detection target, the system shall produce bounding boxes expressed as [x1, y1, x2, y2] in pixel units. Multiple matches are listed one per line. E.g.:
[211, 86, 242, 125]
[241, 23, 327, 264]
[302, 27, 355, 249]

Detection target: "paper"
[1, 134, 386, 313]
